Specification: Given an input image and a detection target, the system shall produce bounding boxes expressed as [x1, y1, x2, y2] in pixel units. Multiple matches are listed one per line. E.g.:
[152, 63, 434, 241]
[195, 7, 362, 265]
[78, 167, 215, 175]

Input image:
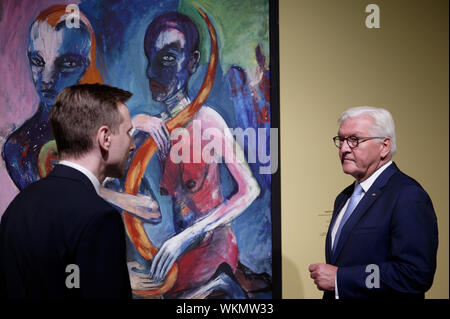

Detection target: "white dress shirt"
[333, 160, 392, 299]
[58, 160, 101, 195]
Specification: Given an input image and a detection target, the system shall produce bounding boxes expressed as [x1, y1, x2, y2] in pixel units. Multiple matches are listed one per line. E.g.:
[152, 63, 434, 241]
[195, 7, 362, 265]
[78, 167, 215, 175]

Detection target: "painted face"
[144, 28, 191, 102]
[338, 116, 385, 182]
[28, 21, 91, 105]
[108, 103, 136, 178]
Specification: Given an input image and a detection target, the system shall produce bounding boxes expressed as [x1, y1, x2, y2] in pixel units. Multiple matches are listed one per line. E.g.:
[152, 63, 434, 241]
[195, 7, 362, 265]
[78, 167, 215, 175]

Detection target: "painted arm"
[99, 186, 161, 223]
[150, 110, 260, 282]
[99, 114, 169, 223]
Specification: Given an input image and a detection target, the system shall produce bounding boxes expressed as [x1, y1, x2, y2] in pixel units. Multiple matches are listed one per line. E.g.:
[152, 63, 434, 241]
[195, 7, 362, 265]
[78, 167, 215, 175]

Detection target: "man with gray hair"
[309, 106, 438, 299]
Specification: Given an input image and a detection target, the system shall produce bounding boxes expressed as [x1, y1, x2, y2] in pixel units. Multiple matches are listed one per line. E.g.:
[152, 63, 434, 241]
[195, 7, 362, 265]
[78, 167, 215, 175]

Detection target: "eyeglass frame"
[333, 136, 386, 149]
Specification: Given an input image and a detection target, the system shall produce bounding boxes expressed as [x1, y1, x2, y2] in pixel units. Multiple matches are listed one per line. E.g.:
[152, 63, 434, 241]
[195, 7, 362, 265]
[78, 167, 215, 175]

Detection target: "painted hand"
[127, 261, 163, 290]
[132, 114, 170, 158]
[308, 263, 338, 291]
[149, 230, 202, 282]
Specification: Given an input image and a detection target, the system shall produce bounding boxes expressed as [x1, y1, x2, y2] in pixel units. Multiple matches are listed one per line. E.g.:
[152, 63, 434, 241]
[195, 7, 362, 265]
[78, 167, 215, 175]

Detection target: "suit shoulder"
[23, 175, 116, 217]
[387, 169, 433, 203]
[389, 170, 427, 192]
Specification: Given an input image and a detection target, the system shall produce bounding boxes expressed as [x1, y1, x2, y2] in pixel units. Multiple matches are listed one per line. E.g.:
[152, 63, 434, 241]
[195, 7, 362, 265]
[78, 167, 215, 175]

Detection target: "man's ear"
[380, 137, 391, 159]
[188, 50, 200, 74]
[97, 125, 112, 152]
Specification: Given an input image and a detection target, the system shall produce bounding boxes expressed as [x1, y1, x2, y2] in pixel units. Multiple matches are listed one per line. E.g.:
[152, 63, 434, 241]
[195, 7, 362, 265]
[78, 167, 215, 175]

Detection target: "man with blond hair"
[0, 84, 135, 298]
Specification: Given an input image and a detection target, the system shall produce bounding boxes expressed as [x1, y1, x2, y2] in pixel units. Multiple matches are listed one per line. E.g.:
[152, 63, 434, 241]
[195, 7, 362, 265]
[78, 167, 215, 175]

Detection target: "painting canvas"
[0, 0, 280, 299]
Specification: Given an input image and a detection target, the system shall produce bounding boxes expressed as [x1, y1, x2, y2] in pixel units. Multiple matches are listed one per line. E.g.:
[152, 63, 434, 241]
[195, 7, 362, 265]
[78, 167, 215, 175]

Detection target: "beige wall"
[279, 0, 448, 298]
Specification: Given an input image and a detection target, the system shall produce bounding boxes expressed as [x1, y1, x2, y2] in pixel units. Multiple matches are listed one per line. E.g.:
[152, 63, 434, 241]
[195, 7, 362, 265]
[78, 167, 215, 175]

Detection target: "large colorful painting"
[0, 0, 280, 299]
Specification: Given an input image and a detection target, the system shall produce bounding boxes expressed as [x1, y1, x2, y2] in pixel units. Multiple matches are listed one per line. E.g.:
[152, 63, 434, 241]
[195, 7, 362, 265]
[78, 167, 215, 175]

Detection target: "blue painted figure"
[2, 5, 101, 190]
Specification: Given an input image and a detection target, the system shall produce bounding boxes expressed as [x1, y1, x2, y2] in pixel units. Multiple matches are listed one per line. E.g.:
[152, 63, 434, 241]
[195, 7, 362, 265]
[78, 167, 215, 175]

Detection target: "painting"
[0, 0, 280, 299]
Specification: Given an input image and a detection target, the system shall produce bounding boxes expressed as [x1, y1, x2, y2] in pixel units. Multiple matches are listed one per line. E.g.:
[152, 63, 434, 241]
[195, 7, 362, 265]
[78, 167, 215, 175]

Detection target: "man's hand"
[309, 263, 338, 291]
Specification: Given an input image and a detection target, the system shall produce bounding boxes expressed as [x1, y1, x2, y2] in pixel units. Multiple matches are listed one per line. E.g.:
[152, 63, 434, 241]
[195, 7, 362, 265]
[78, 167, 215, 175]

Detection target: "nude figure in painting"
[130, 12, 260, 298]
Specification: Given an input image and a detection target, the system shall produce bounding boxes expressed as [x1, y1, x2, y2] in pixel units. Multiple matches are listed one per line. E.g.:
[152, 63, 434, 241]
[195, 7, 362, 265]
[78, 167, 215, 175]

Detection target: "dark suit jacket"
[0, 164, 131, 299]
[324, 162, 438, 299]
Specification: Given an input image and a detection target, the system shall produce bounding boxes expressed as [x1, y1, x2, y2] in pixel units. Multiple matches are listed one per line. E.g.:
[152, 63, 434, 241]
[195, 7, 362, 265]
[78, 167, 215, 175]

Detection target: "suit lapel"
[330, 162, 399, 264]
[326, 187, 352, 263]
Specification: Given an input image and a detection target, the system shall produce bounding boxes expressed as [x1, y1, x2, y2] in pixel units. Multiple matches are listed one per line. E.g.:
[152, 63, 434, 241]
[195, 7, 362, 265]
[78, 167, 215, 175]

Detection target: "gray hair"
[338, 106, 396, 156]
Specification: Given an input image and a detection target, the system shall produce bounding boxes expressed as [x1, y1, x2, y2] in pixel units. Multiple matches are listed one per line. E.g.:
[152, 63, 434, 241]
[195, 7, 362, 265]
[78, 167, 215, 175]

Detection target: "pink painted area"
[170, 227, 238, 297]
[0, 0, 80, 217]
[0, 167, 18, 217]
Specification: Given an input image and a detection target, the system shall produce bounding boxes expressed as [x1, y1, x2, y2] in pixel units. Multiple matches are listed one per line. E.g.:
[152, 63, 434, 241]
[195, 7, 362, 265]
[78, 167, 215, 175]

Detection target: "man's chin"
[342, 162, 357, 175]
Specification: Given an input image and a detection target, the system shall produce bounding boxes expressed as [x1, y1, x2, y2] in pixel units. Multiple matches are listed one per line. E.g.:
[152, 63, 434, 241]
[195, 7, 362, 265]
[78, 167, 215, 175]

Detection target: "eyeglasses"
[333, 136, 385, 149]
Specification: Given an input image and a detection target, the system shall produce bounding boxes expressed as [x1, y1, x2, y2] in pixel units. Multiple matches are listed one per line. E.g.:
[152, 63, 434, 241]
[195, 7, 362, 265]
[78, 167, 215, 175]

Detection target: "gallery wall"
[279, 0, 449, 298]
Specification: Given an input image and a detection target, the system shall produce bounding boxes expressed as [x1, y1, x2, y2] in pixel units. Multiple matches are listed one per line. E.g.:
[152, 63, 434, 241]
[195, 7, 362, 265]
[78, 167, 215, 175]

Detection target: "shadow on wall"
[282, 255, 304, 298]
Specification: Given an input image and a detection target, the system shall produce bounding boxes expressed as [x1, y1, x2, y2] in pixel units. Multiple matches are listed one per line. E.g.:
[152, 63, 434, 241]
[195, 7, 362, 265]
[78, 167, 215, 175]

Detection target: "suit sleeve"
[337, 185, 438, 298]
[76, 209, 132, 299]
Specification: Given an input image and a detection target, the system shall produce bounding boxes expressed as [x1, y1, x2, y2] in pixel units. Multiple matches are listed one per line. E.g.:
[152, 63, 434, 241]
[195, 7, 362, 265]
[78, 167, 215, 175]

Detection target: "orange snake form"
[123, 8, 218, 297]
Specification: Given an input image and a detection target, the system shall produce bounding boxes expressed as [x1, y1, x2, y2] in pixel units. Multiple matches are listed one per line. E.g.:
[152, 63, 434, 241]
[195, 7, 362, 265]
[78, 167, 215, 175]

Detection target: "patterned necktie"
[332, 183, 364, 253]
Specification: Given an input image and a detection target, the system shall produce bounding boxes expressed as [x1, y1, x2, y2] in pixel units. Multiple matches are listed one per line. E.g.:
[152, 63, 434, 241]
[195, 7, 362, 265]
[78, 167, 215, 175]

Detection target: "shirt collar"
[58, 160, 101, 195]
[358, 160, 393, 193]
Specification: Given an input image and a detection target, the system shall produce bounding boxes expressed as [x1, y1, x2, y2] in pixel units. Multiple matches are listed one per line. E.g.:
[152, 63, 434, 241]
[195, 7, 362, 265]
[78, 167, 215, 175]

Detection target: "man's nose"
[339, 139, 352, 154]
